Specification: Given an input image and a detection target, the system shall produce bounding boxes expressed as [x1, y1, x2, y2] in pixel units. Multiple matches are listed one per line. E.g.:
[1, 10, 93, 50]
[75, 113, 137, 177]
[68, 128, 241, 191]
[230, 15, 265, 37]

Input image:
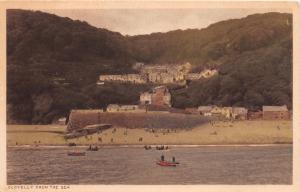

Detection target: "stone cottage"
[232, 107, 248, 120]
[211, 106, 233, 119]
[140, 86, 171, 107]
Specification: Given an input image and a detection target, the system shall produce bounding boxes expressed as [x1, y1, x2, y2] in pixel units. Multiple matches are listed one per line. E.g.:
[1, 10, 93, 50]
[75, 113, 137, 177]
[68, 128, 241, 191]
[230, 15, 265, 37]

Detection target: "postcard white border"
[0, 1, 299, 192]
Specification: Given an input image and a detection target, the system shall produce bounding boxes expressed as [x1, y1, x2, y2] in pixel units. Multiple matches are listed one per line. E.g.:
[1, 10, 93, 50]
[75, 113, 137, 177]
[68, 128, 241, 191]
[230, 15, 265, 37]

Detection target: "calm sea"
[7, 145, 292, 185]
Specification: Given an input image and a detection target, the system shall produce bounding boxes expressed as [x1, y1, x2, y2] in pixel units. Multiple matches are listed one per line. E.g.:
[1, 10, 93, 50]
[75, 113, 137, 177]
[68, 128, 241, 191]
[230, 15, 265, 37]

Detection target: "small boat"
[156, 160, 178, 167]
[67, 151, 86, 156]
[87, 144, 99, 151]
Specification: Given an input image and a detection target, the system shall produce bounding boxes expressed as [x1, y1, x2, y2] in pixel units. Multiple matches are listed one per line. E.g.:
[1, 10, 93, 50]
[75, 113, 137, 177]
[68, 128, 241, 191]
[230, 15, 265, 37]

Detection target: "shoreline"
[7, 143, 293, 148]
[7, 120, 292, 147]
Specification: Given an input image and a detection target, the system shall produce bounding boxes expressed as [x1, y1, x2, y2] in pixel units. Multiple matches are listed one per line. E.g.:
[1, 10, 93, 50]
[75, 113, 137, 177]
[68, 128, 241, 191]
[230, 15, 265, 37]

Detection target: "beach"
[7, 120, 292, 146]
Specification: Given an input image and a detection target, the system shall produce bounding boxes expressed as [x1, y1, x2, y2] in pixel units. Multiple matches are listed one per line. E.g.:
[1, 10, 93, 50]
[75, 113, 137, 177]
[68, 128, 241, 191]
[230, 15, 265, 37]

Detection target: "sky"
[43, 8, 291, 36]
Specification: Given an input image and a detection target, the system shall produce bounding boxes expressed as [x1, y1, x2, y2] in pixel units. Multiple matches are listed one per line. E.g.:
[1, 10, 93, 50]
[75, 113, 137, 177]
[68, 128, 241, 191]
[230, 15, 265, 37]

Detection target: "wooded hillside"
[7, 10, 292, 123]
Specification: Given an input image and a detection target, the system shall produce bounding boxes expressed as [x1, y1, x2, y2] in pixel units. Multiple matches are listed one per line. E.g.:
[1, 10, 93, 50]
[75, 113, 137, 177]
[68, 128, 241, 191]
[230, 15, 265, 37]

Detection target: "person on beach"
[172, 156, 175, 162]
[161, 155, 165, 162]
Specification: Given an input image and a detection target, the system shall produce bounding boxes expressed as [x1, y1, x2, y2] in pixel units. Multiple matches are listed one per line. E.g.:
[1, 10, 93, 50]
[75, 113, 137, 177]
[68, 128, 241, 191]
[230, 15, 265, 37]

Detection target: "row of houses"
[186, 105, 291, 120]
[58, 84, 291, 126]
[186, 106, 248, 120]
[185, 69, 218, 80]
[90, 104, 291, 121]
[98, 63, 218, 85]
[58, 104, 291, 126]
[99, 74, 147, 84]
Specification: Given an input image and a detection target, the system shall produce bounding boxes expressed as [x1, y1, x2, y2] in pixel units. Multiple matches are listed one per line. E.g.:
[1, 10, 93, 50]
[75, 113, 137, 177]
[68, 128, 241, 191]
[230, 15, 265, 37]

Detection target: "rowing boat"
[156, 160, 178, 167]
[67, 151, 86, 156]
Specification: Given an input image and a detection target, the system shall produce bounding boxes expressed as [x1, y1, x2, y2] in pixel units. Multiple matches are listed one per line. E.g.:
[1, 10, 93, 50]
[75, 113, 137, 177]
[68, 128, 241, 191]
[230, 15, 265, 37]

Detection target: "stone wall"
[263, 111, 290, 120]
[99, 63, 217, 84]
[67, 111, 209, 130]
[67, 109, 103, 131]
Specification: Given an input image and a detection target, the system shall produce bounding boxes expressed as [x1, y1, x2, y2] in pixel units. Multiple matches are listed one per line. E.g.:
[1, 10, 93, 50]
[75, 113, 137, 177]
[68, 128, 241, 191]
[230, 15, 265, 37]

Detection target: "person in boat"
[161, 155, 165, 162]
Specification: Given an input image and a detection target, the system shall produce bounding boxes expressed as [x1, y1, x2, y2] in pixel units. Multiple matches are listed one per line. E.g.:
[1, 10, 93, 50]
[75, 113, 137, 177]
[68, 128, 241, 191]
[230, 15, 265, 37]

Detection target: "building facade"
[140, 86, 171, 107]
[106, 104, 145, 113]
[211, 107, 233, 119]
[186, 69, 218, 81]
[198, 106, 213, 116]
[262, 105, 289, 120]
[232, 107, 248, 120]
[99, 74, 146, 84]
[247, 111, 263, 120]
[98, 62, 217, 85]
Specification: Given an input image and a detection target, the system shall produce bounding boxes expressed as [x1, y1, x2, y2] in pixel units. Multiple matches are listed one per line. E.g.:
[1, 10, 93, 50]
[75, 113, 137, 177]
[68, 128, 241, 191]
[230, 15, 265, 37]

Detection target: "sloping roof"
[263, 105, 288, 112]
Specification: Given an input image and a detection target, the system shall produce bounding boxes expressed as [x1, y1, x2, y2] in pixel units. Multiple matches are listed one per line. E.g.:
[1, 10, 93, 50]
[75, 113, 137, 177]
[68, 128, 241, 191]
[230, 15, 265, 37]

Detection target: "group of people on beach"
[88, 144, 99, 151]
[144, 145, 169, 150]
[156, 145, 169, 150]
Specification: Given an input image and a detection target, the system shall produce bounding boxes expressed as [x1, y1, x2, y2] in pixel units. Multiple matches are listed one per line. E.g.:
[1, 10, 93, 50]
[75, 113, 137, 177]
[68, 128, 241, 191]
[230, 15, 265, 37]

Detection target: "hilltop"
[7, 10, 292, 124]
[131, 13, 292, 69]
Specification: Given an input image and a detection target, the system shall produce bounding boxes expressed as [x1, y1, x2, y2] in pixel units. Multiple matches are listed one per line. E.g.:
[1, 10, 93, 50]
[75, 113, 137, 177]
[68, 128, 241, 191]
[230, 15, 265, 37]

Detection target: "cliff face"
[7, 10, 292, 123]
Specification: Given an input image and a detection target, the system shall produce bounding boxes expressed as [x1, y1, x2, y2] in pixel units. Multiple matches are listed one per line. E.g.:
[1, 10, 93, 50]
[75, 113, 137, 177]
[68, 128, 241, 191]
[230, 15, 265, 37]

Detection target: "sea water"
[7, 145, 292, 184]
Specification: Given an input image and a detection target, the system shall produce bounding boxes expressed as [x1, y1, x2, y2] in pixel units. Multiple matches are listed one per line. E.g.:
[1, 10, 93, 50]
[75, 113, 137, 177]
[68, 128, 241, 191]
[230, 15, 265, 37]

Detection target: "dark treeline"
[7, 10, 292, 124]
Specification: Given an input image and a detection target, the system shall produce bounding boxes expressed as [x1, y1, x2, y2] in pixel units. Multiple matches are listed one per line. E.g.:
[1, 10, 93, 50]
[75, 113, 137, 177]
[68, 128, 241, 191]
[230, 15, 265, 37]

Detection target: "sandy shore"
[7, 120, 292, 146]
